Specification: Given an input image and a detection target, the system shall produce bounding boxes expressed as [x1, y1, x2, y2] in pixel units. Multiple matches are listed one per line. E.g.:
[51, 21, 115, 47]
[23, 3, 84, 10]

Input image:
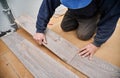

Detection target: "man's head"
[60, 0, 92, 9]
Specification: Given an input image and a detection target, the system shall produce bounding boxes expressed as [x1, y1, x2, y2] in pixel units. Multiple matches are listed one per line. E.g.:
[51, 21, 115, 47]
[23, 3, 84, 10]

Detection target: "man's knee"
[76, 31, 94, 41]
[60, 23, 78, 32]
[61, 24, 69, 32]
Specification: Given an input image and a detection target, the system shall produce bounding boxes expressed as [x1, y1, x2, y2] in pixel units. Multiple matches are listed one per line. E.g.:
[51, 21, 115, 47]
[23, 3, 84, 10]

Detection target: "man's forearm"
[93, 16, 119, 47]
[36, 0, 61, 33]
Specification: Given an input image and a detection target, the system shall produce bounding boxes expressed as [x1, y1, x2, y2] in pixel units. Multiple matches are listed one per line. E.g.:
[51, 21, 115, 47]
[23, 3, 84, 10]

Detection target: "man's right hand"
[33, 33, 47, 45]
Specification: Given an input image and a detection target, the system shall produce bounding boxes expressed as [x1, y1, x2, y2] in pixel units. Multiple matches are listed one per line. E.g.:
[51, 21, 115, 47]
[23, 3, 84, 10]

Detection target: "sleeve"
[36, 0, 61, 33]
[93, 16, 118, 47]
[93, 1, 120, 47]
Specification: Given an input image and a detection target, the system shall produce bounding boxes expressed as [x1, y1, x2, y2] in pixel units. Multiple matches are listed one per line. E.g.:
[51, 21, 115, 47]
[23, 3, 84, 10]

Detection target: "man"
[33, 0, 120, 59]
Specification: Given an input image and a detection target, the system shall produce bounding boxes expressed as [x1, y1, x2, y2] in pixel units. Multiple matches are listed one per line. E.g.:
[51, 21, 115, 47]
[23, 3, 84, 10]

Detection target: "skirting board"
[1, 32, 79, 78]
[15, 15, 120, 78]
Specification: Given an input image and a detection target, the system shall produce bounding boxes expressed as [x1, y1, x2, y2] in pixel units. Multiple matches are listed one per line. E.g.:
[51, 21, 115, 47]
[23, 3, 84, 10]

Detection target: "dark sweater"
[36, 0, 120, 47]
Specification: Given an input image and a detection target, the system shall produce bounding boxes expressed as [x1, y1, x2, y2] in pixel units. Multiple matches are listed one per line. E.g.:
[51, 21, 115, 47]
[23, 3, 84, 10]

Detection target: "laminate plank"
[70, 55, 120, 78]
[0, 39, 33, 78]
[1, 32, 79, 78]
[0, 40, 9, 56]
[15, 15, 120, 78]
[5, 52, 34, 78]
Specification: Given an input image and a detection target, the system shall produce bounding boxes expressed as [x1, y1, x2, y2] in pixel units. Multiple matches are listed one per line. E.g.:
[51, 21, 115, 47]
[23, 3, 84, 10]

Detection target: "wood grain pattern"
[70, 55, 120, 78]
[1, 32, 79, 78]
[0, 51, 33, 78]
[15, 15, 120, 78]
[0, 38, 33, 78]
[0, 55, 19, 78]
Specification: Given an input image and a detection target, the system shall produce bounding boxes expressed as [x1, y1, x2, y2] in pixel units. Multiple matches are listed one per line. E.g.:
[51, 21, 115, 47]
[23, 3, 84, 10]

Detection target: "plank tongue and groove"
[15, 15, 120, 78]
[1, 32, 79, 78]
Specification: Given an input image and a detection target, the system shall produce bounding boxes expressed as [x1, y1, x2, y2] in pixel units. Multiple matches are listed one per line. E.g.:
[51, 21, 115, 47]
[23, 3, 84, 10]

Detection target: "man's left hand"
[79, 43, 99, 59]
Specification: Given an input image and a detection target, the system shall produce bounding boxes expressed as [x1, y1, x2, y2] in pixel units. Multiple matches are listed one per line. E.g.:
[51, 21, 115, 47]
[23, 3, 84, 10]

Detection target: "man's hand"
[79, 43, 99, 59]
[33, 33, 47, 45]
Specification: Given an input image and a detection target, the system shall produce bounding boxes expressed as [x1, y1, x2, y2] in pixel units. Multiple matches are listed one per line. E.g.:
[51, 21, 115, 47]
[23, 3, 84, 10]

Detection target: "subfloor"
[0, 16, 120, 78]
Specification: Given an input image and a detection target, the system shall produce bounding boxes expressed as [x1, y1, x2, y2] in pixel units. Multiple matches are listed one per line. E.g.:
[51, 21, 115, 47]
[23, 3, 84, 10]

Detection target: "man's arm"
[93, 0, 120, 47]
[79, 15, 119, 59]
[34, 0, 61, 45]
[79, 0, 120, 59]
[36, 0, 61, 33]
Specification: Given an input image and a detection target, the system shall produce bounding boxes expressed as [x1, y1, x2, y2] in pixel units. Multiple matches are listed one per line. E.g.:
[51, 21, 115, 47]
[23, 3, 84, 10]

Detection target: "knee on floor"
[76, 31, 93, 41]
[60, 24, 73, 32]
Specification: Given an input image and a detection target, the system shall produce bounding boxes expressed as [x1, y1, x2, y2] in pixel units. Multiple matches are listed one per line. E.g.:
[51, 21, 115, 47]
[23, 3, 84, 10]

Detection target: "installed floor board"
[0, 40, 9, 56]
[0, 39, 34, 78]
[5, 52, 34, 78]
[0, 55, 19, 78]
[15, 15, 120, 78]
[1, 32, 79, 78]
[70, 55, 120, 78]
[0, 52, 33, 78]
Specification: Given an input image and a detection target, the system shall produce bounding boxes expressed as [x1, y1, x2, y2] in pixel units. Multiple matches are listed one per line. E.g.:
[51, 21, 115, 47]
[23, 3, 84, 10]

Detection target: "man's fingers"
[33, 36, 46, 45]
[33, 33, 46, 45]
[43, 37, 47, 44]
[34, 37, 43, 45]
[82, 52, 90, 57]
[38, 39, 43, 45]
[79, 49, 88, 56]
[89, 52, 93, 60]
[78, 43, 99, 60]
[79, 47, 86, 52]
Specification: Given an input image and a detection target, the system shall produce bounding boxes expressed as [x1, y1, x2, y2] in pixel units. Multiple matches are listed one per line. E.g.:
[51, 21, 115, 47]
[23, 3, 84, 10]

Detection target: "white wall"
[0, 0, 66, 31]
[7, 0, 43, 19]
[0, 0, 43, 31]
